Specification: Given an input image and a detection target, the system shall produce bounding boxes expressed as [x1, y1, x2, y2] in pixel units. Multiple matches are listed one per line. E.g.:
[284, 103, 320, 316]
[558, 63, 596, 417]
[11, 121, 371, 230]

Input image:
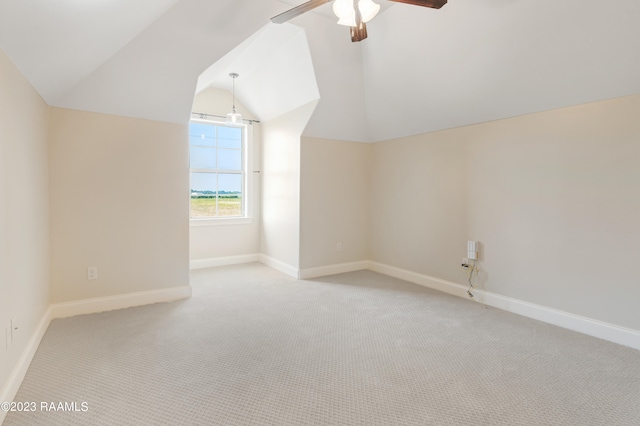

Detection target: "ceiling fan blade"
[389, 0, 447, 9]
[271, 0, 332, 24]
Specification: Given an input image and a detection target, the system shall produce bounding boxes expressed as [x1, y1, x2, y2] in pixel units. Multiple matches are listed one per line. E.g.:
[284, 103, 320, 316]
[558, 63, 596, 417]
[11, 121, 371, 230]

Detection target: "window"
[189, 120, 248, 219]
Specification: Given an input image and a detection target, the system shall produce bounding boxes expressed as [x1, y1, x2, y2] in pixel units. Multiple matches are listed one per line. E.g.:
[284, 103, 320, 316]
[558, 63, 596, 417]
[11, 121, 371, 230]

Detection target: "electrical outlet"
[88, 266, 98, 280]
[336, 242, 343, 252]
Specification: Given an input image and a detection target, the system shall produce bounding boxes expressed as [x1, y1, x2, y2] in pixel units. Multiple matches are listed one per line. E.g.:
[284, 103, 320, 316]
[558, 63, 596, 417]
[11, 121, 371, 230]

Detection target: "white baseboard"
[476, 290, 640, 350]
[190, 254, 260, 270]
[299, 260, 370, 279]
[50, 285, 192, 319]
[0, 307, 52, 425]
[369, 261, 640, 350]
[259, 254, 299, 278]
[369, 261, 468, 299]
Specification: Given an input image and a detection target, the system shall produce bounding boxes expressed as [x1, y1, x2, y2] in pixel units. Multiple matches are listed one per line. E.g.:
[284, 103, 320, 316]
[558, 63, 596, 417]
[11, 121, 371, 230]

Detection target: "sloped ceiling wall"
[195, 23, 320, 123]
[0, 0, 181, 103]
[1, 0, 639, 142]
[54, 0, 288, 124]
[294, 11, 371, 142]
[362, 0, 640, 141]
[0, 0, 288, 124]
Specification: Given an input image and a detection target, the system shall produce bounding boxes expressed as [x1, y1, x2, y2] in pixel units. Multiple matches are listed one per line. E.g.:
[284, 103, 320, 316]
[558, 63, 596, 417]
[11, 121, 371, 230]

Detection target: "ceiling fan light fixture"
[225, 72, 243, 127]
[270, 0, 446, 43]
[334, 0, 380, 27]
[359, 0, 380, 22]
[333, 0, 354, 26]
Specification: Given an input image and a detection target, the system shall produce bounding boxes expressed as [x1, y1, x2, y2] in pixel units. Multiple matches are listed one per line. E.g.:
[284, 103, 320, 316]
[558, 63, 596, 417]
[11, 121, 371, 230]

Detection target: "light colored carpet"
[4, 263, 640, 425]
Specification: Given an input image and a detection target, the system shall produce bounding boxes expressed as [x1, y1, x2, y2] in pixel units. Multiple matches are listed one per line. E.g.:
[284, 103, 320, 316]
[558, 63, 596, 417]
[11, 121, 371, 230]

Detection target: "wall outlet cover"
[88, 266, 98, 280]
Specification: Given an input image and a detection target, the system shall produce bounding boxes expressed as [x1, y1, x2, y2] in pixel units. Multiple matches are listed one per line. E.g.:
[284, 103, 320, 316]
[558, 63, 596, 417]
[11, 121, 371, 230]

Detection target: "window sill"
[190, 217, 253, 227]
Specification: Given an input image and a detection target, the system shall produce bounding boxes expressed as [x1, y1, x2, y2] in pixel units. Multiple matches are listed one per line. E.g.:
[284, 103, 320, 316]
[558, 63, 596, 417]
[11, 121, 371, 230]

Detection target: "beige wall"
[370, 133, 468, 283]
[466, 95, 640, 329]
[300, 137, 370, 269]
[370, 94, 640, 330]
[49, 108, 189, 303]
[260, 101, 317, 269]
[0, 49, 50, 394]
[189, 88, 261, 262]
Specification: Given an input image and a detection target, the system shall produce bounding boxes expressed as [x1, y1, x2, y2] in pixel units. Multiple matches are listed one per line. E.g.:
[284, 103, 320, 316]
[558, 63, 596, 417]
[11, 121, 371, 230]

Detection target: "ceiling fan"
[271, 0, 447, 42]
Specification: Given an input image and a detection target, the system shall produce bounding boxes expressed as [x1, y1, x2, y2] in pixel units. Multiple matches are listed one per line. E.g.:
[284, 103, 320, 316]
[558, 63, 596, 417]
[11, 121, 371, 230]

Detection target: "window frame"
[189, 118, 253, 226]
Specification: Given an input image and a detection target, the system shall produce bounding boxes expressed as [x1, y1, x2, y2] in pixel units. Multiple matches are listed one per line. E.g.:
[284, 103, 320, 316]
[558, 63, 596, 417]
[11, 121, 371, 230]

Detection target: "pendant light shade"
[333, 0, 354, 24]
[225, 110, 243, 126]
[225, 72, 243, 127]
[358, 0, 381, 22]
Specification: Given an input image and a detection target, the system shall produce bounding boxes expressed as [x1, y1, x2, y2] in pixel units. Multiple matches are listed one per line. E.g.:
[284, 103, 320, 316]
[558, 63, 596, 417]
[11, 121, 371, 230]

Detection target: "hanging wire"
[464, 260, 477, 298]
[230, 72, 238, 114]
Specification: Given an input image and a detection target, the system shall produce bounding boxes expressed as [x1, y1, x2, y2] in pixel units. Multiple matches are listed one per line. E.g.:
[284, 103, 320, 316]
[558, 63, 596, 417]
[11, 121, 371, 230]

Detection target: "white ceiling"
[1, 0, 639, 142]
[0, 0, 181, 103]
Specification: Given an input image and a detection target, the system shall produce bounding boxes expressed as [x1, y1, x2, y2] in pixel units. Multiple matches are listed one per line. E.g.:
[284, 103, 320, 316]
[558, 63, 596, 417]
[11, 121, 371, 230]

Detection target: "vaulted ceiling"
[1, 0, 639, 142]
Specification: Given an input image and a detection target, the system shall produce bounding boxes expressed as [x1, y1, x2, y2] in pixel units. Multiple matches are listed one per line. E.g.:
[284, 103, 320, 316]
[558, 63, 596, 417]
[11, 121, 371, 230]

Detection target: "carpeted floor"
[4, 263, 640, 425]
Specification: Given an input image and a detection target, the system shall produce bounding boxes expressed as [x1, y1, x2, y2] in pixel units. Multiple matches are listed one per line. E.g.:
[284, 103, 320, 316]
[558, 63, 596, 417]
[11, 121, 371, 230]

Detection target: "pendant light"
[225, 72, 243, 127]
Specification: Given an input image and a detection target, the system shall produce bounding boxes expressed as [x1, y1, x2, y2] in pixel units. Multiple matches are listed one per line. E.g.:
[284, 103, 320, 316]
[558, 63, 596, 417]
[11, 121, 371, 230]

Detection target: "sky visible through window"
[190, 122, 243, 217]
